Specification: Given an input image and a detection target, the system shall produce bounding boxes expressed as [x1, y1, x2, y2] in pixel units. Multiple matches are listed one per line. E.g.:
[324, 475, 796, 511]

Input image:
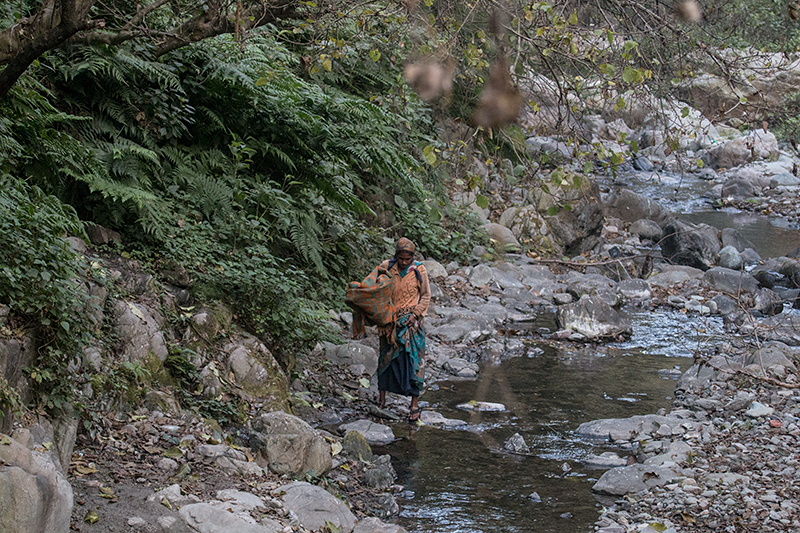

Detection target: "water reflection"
[386, 343, 682, 533]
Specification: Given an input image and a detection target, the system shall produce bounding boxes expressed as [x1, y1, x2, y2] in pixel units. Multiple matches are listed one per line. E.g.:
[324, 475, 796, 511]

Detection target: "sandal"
[408, 407, 422, 424]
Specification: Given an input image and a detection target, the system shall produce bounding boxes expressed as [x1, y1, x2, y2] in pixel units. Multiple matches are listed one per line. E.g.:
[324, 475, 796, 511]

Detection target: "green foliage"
[164, 346, 246, 425]
[0, 176, 93, 413]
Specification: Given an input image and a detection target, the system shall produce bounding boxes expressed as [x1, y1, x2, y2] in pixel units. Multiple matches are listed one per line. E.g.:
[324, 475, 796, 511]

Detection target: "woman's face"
[396, 251, 414, 269]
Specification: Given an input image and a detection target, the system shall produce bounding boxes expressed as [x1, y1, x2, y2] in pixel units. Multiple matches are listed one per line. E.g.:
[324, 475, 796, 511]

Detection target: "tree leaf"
[369, 49, 381, 62]
[394, 195, 408, 209]
[255, 77, 268, 87]
[475, 194, 489, 209]
[546, 206, 559, 216]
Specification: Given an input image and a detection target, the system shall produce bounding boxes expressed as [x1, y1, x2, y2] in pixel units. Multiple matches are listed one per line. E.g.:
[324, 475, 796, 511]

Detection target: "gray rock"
[575, 414, 680, 442]
[113, 299, 169, 362]
[179, 502, 282, 533]
[582, 452, 628, 469]
[0, 436, 73, 533]
[647, 270, 690, 287]
[484, 223, 521, 251]
[361, 455, 395, 490]
[770, 172, 800, 187]
[421, 260, 447, 280]
[746, 341, 798, 370]
[604, 189, 672, 226]
[325, 342, 378, 376]
[553, 293, 573, 305]
[744, 401, 774, 417]
[721, 177, 755, 199]
[720, 227, 757, 252]
[281, 481, 356, 533]
[468, 264, 494, 287]
[592, 464, 682, 496]
[250, 411, 332, 477]
[711, 294, 737, 315]
[85, 223, 122, 245]
[752, 288, 783, 316]
[717, 246, 743, 270]
[443, 357, 479, 378]
[503, 433, 530, 454]
[661, 219, 720, 271]
[338, 419, 395, 446]
[419, 411, 467, 427]
[224, 335, 288, 405]
[353, 517, 408, 533]
[702, 267, 759, 296]
[557, 295, 632, 340]
[616, 279, 651, 300]
[629, 219, 663, 241]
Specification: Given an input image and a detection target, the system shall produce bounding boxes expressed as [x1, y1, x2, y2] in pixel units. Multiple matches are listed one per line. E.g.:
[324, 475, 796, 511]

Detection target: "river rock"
[702, 267, 759, 296]
[714, 130, 778, 169]
[717, 245, 743, 270]
[224, 335, 289, 409]
[362, 455, 396, 490]
[0, 435, 73, 533]
[770, 172, 800, 187]
[353, 517, 408, 533]
[575, 414, 681, 442]
[616, 279, 651, 300]
[281, 481, 356, 533]
[503, 433, 530, 454]
[456, 401, 505, 412]
[745, 341, 798, 370]
[249, 411, 332, 477]
[443, 357, 479, 378]
[720, 228, 756, 252]
[582, 452, 628, 469]
[113, 299, 169, 363]
[721, 177, 755, 199]
[592, 464, 683, 496]
[419, 411, 468, 427]
[752, 288, 783, 316]
[542, 178, 605, 255]
[629, 219, 663, 241]
[343, 431, 373, 462]
[468, 264, 494, 287]
[557, 295, 631, 340]
[325, 342, 378, 376]
[179, 502, 281, 533]
[485, 223, 521, 251]
[744, 401, 774, 417]
[603, 189, 671, 227]
[498, 206, 560, 255]
[339, 420, 395, 446]
[711, 294, 737, 316]
[647, 270, 690, 287]
[421, 260, 447, 279]
[660, 219, 720, 271]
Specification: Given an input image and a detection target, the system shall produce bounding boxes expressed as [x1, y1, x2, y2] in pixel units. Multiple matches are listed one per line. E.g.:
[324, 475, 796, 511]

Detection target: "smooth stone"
[339, 420, 395, 446]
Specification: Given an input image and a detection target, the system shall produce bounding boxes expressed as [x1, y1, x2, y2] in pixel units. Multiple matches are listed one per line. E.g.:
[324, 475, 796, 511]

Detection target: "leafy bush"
[0, 176, 92, 413]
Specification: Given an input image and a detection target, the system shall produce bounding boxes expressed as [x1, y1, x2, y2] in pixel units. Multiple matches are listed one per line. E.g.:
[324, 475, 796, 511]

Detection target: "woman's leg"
[379, 390, 386, 408]
[409, 394, 420, 421]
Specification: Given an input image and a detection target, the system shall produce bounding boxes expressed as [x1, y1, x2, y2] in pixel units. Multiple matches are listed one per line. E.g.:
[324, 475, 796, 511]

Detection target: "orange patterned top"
[380, 260, 431, 319]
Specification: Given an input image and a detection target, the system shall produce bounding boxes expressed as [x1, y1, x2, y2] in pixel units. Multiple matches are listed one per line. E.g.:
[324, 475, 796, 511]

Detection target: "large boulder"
[281, 481, 357, 533]
[484, 223, 520, 251]
[0, 434, 73, 533]
[113, 299, 169, 363]
[223, 335, 289, 410]
[660, 219, 720, 270]
[325, 342, 379, 376]
[745, 341, 798, 370]
[557, 295, 631, 339]
[497, 206, 561, 255]
[353, 517, 408, 533]
[702, 267, 759, 296]
[540, 178, 605, 255]
[179, 502, 282, 533]
[249, 411, 332, 477]
[714, 130, 778, 169]
[603, 189, 671, 227]
[592, 464, 683, 496]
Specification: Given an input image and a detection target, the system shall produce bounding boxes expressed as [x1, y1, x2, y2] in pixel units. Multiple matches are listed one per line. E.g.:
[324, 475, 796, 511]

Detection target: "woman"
[377, 237, 431, 423]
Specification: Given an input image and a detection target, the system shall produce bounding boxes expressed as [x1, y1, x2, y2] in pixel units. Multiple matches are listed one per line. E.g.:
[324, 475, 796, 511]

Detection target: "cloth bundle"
[345, 266, 395, 337]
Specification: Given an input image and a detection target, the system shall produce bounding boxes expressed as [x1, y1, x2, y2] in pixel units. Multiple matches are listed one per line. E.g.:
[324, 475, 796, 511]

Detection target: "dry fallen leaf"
[471, 56, 523, 129]
[84, 510, 99, 524]
[404, 61, 454, 102]
[675, 1, 702, 22]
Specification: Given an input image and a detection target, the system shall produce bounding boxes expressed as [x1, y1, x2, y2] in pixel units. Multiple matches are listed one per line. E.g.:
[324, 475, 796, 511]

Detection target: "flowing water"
[382, 168, 799, 532]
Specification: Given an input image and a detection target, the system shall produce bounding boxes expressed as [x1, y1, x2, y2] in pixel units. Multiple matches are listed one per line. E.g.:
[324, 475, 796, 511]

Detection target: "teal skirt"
[377, 313, 425, 396]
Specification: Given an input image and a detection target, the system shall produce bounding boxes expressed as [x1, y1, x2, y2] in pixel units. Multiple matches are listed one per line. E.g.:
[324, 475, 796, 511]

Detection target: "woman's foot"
[408, 407, 422, 423]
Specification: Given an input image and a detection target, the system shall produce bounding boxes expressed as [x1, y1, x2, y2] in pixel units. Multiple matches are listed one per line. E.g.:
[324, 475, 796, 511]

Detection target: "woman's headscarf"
[395, 237, 416, 255]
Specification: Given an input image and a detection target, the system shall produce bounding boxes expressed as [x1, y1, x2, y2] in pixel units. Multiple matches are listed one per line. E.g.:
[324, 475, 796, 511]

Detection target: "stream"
[381, 168, 800, 532]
